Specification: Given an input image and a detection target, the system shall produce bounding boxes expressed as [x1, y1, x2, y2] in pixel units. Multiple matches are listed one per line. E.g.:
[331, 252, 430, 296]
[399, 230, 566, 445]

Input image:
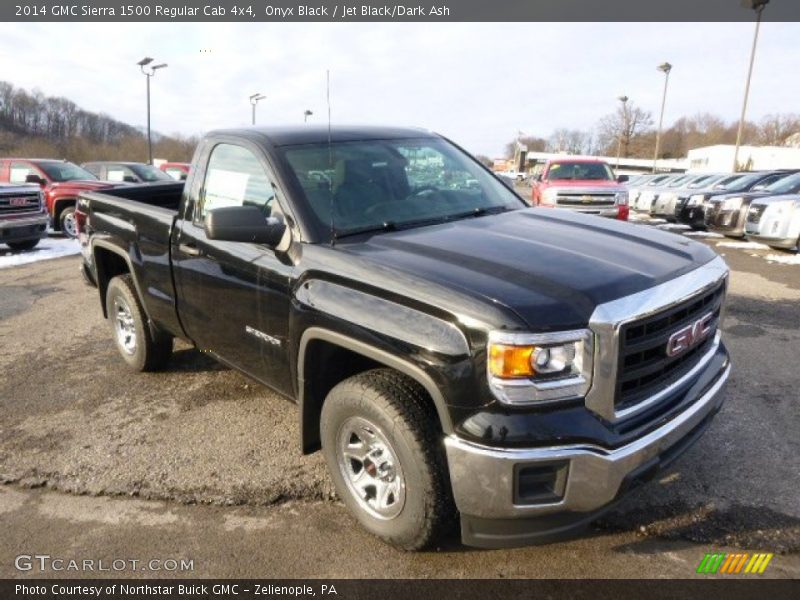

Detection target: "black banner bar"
[3, 579, 800, 600]
[3, 0, 800, 23]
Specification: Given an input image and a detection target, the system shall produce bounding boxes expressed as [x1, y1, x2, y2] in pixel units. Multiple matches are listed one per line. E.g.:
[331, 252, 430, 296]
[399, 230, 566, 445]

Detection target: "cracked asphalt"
[0, 231, 799, 578]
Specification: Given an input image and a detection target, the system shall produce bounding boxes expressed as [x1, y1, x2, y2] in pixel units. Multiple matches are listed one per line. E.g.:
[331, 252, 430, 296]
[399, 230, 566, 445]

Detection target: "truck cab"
[531, 158, 629, 220]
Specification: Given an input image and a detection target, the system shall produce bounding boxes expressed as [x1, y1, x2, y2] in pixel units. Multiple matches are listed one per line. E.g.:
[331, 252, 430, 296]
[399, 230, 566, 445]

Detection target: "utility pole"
[653, 62, 672, 173]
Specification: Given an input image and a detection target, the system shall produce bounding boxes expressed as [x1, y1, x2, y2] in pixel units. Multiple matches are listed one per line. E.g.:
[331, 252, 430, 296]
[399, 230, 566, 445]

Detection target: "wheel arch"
[52, 197, 77, 229]
[297, 327, 454, 455]
[92, 241, 139, 319]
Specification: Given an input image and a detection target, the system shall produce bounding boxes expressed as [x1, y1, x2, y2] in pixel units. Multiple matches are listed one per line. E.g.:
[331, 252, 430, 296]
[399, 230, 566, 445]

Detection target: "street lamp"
[733, 0, 769, 172]
[249, 93, 266, 125]
[616, 95, 629, 168]
[304, 109, 313, 123]
[138, 57, 168, 165]
[653, 62, 673, 173]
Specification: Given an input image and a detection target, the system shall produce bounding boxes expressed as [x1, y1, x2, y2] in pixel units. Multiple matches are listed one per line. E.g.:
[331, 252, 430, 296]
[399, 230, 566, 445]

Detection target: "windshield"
[281, 137, 524, 237]
[547, 161, 613, 181]
[131, 164, 173, 182]
[666, 175, 692, 187]
[763, 172, 800, 194]
[715, 173, 763, 191]
[37, 161, 97, 182]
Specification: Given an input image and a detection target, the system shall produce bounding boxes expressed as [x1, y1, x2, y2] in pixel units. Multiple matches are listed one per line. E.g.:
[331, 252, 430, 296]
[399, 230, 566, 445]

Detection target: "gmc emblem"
[666, 312, 715, 358]
[9, 197, 30, 206]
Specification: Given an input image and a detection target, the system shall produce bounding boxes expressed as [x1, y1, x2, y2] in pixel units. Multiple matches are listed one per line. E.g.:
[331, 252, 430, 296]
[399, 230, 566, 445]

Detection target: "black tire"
[6, 239, 40, 251]
[320, 369, 456, 551]
[59, 205, 77, 238]
[105, 274, 172, 371]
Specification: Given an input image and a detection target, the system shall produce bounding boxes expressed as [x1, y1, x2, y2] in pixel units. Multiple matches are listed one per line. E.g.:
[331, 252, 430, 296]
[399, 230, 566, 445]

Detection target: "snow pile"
[716, 241, 770, 250]
[0, 236, 80, 270]
[764, 253, 800, 265]
[684, 231, 724, 238]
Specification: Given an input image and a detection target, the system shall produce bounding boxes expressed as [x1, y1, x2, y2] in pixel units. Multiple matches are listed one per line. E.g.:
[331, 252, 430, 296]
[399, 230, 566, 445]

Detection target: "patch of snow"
[764, 253, 800, 265]
[655, 223, 690, 231]
[0, 236, 80, 270]
[684, 231, 724, 238]
[716, 241, 770, 250]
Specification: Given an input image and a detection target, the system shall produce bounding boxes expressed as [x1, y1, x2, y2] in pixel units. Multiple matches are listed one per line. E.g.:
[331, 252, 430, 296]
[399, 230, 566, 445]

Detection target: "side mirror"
[180, 172, 188, 181]
[123, 175, 137, 183]
[617, 174, 629, 183]
[25, 174, 45, 185]
[204, 205, 287, 248]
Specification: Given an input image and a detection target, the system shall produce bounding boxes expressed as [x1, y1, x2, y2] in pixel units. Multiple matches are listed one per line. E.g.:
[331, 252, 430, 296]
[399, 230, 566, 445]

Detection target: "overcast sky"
[0, 21, 798, 157]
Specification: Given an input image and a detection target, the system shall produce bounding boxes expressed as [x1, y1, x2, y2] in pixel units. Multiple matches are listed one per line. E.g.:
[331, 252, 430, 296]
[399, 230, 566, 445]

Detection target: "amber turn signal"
[488, 344, 535, 378]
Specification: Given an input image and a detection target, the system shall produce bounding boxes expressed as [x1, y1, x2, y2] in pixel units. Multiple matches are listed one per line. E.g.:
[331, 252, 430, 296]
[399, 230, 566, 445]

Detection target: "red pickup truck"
[0, 159, 114, 238]
[530, 158, 630, 220]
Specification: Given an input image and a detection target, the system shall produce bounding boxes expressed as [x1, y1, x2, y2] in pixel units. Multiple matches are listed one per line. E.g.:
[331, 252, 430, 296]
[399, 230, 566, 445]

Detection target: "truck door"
[172, 141, 294, 394]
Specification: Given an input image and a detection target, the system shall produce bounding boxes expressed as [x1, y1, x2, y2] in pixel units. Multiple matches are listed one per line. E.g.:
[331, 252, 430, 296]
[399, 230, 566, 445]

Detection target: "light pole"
[249, 93, 266, 125]
[138, 57, 168, 165]
[653, 62, 672, 173]
[616, 95, 629, 168]
[733, 0, 769, 172]
[304, 109, 313, 123]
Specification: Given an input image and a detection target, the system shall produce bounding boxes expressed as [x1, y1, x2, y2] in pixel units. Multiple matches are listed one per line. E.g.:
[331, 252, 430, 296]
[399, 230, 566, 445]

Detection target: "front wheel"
[59, 206, 78, 238]
[320, 369, 456, 551]
[105, 274, 172, 371]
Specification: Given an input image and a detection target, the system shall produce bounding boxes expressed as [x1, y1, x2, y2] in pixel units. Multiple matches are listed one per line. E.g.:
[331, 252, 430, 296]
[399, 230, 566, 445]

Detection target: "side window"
[165, 168, 184, 181]
[106, 165, 137, 182]
[197, 144, 275, 222]
[83, 164, 102, 178]
[9, 161, 37, 183]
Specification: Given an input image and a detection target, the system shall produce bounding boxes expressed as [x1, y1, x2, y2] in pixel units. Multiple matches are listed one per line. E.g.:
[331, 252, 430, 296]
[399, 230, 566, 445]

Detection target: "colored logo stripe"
[697, 553, 774, 574]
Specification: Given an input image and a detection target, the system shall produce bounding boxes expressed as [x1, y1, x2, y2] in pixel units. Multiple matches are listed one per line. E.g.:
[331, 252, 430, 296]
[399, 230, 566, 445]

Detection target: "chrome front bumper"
[445, 362, 730, 524]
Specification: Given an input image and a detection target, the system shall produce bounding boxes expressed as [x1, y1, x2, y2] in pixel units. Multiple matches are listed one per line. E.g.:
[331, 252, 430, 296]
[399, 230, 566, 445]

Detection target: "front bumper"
[745, 233, 798, 249]
[0, 214, 49, 243]
[445, 356, 730, 548]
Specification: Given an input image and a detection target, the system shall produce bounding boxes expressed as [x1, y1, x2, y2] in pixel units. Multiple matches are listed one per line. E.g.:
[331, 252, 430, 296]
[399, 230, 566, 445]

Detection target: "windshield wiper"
[333, 221, 397, 240]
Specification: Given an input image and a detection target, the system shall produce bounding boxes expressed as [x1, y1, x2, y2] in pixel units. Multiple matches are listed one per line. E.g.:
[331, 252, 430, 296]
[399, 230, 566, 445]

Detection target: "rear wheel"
[105, 274, 172, 371]
[6, 239, 40, 251]
[59, 206, 77, 238]
[320, 369, 456, 551]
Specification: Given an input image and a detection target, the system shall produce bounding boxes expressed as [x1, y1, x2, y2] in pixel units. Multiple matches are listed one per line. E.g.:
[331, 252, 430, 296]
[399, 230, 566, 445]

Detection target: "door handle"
[179, 243, 201, 256]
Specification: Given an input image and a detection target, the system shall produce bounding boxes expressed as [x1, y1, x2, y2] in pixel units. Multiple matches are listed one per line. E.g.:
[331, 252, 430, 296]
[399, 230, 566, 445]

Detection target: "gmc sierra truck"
[530, 158, 630, 220]
[0, 183, 48, 250]
[77, 126, 731, 550]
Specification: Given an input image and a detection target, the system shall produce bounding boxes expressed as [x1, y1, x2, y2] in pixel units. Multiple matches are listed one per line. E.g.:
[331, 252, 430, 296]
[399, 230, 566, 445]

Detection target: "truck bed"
[78, 182, 186, 338]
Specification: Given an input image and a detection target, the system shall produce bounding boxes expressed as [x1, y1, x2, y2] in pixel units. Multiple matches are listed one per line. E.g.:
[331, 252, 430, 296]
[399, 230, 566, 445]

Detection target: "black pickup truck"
[77, 126, 731, 550]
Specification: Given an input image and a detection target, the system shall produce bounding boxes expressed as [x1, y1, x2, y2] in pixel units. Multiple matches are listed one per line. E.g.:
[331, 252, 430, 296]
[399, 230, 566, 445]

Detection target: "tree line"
[501, 102, 800, 161]
[0, 81, 198, 163]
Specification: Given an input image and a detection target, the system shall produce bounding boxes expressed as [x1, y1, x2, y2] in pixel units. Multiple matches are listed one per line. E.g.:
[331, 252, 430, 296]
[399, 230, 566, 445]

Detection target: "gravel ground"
[0, 225, 799, 578]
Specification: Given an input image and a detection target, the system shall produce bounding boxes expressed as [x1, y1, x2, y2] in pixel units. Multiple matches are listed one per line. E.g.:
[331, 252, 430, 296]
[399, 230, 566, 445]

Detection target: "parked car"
[0, 158, 114, 238]
[650, 173, 730, 220]
[77, 125, 731, 550]
[675, 171, 789, 230]
[706, 171, 800, 238]
[159, 161, 191, 181]
[0, 183, 48, 250]
[82, 161, 174, 184]
[629, 174, 674, 212]
[744, 194, 800, 250]
[635, 173, 692, 215]
[530, 158, 629, 219]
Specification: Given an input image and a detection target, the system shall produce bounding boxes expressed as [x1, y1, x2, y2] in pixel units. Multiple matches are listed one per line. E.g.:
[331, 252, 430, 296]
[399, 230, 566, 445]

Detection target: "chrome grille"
[615, 282, 726, 412]
[0, 192, 41, 215]
[556, 193, 616, 207]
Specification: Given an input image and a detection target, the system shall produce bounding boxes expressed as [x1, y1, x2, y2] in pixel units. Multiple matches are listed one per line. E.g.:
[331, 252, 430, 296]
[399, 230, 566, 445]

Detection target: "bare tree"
[597, 101, 654, 158]
[547, 128, 592, 154]
[756, 113, 800, 146]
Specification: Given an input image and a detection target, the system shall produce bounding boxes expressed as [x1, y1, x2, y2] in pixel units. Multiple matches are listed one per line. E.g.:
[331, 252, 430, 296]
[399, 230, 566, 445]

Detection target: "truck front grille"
[615, 281, 726, 413]
[747, 204, 767, 224]
[556, 194, 616, 208]
[0, 192, 41, 215]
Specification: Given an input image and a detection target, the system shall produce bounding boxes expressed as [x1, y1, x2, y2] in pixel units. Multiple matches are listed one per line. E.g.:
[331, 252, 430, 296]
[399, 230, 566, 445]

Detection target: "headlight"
[615, 191, 629, 206]
[542, 188, 559, 205]
[687, 194, 706, 207]
[487, 329, 593, 404]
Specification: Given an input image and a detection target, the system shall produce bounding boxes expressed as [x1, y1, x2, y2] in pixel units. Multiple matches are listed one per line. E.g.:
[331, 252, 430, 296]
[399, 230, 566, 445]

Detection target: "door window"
[198, 144, 275, 221]
[9, 161, 39, 183]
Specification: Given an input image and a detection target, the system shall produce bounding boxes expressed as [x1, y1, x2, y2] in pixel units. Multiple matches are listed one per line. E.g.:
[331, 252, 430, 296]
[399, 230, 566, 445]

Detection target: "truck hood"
[342, 208, 717, 331]
[48, 180, 113, 192]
